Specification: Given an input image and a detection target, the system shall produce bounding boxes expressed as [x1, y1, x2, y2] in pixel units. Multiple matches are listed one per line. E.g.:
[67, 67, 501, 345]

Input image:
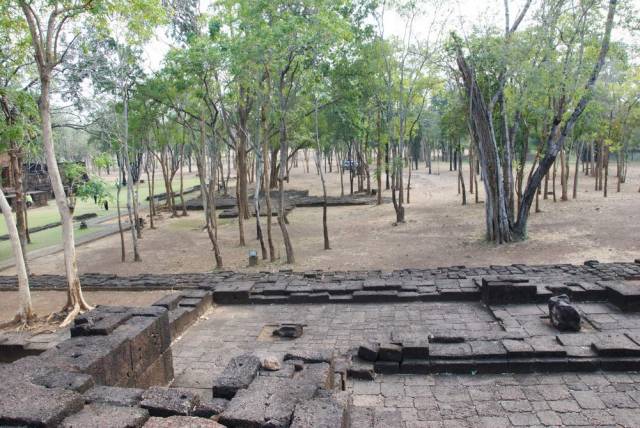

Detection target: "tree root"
[59, 304, 82, 327]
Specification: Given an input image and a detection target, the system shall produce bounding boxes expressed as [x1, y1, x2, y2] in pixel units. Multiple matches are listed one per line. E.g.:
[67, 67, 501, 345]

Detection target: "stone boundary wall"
[0, 290, 212, 367]
[0, 260, 638, 293]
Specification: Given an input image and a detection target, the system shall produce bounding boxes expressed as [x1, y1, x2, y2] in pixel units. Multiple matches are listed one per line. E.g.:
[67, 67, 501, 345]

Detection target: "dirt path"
[2, 161, 638, 275]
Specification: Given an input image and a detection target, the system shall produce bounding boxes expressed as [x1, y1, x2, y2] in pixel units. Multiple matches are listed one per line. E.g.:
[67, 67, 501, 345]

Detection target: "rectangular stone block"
[0, 367, 85, 427]
[291, 396, 346, 428]
[473, 358, 507, 374]
[377, 343, 402, 362]
[373, 361, 399, 374]
[141, 386, 201, 417]
[219, 376, 318, 428]
[591, 333, 640, 357]
[60, 403, 149, 428]
[168, 307, 198, 340]
[136, 350, 174, 388]
[348, 358, 375, 380]
[212, 354, 261, 399]
[429, 343, 472, 359]
[502, 339, 535, 358]
[402, 342, 429, 359]
[84, 385, 144, 406]
[469, 340, 506, 359]
[400, 359, 430, 374]
[352, 290, 398, 302]
[357, 342, 379, 362]
[429, 359, 475, 374]
[151, 293, 183, 311]
[605, 281, 640, 311]
[526, 337, 567, 357]
[71, 310, 132, 337]
[481, 278, 537, 304]
[284, 349, 333, 364]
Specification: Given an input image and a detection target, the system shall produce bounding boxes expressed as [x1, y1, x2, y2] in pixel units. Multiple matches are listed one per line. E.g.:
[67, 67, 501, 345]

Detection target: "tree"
[454, 0, 618, 242]
[15, 0, 164, 325]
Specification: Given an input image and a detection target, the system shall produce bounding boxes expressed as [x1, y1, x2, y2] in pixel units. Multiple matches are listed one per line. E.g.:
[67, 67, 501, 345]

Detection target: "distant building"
[0, 156, 87, 208]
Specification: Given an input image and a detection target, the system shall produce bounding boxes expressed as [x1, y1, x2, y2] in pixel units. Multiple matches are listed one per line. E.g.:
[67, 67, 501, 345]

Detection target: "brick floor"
[172, 302, 640, 427]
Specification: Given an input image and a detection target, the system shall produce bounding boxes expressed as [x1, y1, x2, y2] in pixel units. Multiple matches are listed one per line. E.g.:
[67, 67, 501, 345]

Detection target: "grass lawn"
[0, 223, 98, 262]
[0, 176, 201, 262]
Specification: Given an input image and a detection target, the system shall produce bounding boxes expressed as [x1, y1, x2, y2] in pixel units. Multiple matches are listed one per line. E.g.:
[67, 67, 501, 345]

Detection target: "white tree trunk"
[39, 78, 91, 325]
[0, 188, 33, 321]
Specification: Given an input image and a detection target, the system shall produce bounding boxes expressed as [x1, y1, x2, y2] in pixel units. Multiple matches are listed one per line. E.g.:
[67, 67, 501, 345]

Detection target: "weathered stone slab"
[71, 310, 132, 337]
[291, 396, 346, 428]
[604, 280, 640, 311]
[429, 343, 472, 359]
[377, 343, 402, 362]
[400, 358, 430, 374]
[144, 416, 225, 427]
[374, 360, 399, 374]
[402, 342, 429, 359]
[212, 354, 261, 399]
[348, 358, 375, 380]
[469, 340, 507, 359]
[84, 385, 144, 407]
[151, 293, 183, 311]
[481, 278, 537, 304]
[0, 365, 84, 427]
[350, 406, 404, 427]
[31, 367, 95, 393]
[284, 349, 333, 364]
[169, 307, 199, 339]
[357, 342, 379, 362]
[526, 336, 567, 357]
[192, 398, 228, 418]
[219, 376, 318, 428]
[373, 408, 403, 428]
[60, 403, 149, 428]
[591, 333, 640, 357]
[140, 386, 201, 417]
[502, 339, 535, 358]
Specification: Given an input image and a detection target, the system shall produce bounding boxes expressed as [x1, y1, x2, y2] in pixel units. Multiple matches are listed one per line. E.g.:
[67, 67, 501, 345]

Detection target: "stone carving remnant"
[548, 294, 581, 331]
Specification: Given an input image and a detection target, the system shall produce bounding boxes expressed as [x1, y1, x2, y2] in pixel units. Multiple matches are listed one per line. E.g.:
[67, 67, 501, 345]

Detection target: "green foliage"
[76, 177, 112, 204]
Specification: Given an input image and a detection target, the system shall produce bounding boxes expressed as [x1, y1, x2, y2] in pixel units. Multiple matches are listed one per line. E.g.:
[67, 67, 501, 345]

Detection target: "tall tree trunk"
[179, 141, 188, 217]
[116, 182, 125, 262]
[314, 97, 330, 250]
[122, 97, 141, 262]
[9, 146, 29, 274]
[199, 117, 222, 268]
[39, 77, 92, 325]
[376, 111, 383, 205]
[277, 81, 294, 264]
[235, 153, 246, 247]
[603, 144, 609, 197]
[572, 142, 582, 199]
[260, 103, 276, 262]
[458, 143, 467, 205]
[145, 153, 156, 229]
[0, 187, 33, 323]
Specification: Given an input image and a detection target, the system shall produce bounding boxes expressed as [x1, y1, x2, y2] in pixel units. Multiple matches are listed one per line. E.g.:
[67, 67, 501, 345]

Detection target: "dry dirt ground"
[3, 161, 640, 276]
[0, 290, 171, 324]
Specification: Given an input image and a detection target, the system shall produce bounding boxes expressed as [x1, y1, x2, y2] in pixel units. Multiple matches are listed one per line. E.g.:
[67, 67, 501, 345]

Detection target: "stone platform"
[1, 260, 640, 427]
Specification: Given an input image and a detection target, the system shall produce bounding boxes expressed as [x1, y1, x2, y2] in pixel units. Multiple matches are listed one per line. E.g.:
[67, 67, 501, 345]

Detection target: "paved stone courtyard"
[171, 302, 502, 388]
[172, 302, 640, 427]
[2, 261, 640, 427]
[349, 372, 640, 427]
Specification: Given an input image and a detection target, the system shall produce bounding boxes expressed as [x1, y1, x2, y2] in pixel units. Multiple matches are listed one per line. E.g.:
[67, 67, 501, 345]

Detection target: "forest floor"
[3, 160, 638, 276]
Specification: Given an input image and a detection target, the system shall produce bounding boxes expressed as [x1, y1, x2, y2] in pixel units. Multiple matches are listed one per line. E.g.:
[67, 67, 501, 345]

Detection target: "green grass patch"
[0, 177, 200, 236]
[0, 223, 99, 262]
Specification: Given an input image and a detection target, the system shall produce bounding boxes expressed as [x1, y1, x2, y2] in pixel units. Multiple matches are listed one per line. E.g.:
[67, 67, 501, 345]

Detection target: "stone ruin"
[0, 259, 640, 426]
